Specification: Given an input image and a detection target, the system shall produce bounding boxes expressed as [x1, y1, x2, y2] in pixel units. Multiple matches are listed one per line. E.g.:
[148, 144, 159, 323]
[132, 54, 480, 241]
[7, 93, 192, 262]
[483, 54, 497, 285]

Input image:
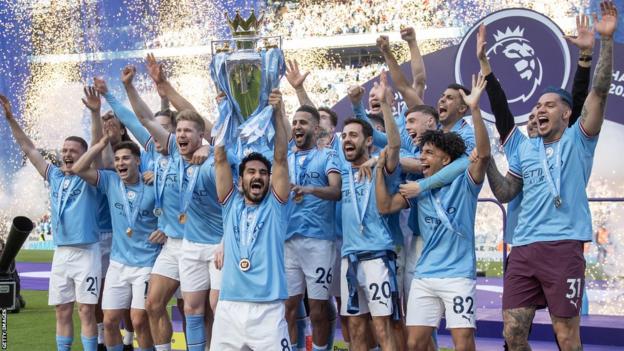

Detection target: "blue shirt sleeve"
[103, 92, 152, 148]
[418, 156, 469, 192]
[96, 169, 113, 193]
[571, 119, 599, 157]
[324, 149, 341, 175]
[352, 101, 388, 148]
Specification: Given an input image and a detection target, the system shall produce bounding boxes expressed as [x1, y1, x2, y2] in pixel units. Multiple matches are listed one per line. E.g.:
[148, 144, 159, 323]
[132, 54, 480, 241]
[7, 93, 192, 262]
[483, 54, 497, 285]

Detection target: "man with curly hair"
[375, 74, 490, 351]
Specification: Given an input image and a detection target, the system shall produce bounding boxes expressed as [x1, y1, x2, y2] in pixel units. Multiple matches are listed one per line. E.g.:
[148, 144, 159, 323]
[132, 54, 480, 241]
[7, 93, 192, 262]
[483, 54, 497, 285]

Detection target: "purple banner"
[333, 8, 624, 128]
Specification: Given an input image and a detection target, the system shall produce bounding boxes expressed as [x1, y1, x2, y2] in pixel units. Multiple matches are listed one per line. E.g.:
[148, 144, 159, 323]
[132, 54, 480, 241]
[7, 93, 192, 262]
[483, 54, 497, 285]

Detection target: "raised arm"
[82, 85, 105, 169]
[73, 135, 109, 185]
[121, 65, 157, 130]
[580, 2, 617, 136]
[486, 159, 523, 203]
[146, 54, 213, 137]
[460, 74, 490, 183]
[377, 35, 423, 108]
[379, 71, 401, 173]
[285, 59, 315, 108]
[375, 149, 408, 215]
[348, 85, 388, 147]
[94, 77, 169, 151]
[269, 89, 290, 200]
[401, 27, 426, 99]
[214, 144, 233, 202]
[565, 13, 595, 125]
[0, 95, 48, 177]
[476, 24, 516, 140]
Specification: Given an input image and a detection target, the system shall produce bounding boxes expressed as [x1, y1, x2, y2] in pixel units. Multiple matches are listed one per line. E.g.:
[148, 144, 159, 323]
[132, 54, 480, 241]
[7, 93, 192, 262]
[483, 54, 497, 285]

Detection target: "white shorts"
[99, 232, 113, 276]
[340, 257, 394, 317]
[48, 244, 102, 305]
[179, 239, 222, 292]
[151, 237, 183, 281]
[286, 236, 336, 300]
[210, 300, 290, 351]
[406, 277, 477, 329]
[404, 235, 425, 300]
[329, 239, 342, 297]
[102, 260, 151, 310]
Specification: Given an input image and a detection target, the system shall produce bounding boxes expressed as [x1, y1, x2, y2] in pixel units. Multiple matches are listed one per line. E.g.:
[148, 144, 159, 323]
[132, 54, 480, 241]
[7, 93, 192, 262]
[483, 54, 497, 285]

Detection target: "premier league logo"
[454, 9, 571, 124]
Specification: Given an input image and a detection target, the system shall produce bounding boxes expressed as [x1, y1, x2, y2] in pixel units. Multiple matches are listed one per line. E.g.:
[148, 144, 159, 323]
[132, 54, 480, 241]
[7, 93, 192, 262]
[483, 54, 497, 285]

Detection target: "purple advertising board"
[333, 8, 624, 129]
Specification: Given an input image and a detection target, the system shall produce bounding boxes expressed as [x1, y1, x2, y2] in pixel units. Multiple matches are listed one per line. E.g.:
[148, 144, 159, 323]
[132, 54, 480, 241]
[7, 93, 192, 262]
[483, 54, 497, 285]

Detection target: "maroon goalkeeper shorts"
[502, 240, 585, 318]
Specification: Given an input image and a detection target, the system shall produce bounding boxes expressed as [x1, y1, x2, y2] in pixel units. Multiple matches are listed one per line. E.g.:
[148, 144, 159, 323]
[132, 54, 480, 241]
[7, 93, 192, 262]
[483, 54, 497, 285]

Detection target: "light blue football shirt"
[286, 147, 341, 241]
[409, 169, 482, 279]
[46, 165, 99, 246]
[219, 188, 289, 302]
[340, 163, 402, 256]
[507, 119, 598, 245]
[179, 155, 223, 244]
[96, 170, 160, 267]
[449, 118, 475, 154]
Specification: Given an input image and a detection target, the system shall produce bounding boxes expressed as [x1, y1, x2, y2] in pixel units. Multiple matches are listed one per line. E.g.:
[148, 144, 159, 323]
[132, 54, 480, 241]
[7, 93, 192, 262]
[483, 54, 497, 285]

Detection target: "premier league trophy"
[210, 10, 285, 161]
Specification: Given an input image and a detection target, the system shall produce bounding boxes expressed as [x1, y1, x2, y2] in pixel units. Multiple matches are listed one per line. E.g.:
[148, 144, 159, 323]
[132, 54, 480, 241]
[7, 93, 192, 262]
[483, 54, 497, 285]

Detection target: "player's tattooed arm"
[377, 35, 423, 108]
[0, 95, 49, 178]
[580, 1, 617, 136]
[486, 160, 522, 203]
[503, 307, 536, 351]
[285, 59, 315, 108]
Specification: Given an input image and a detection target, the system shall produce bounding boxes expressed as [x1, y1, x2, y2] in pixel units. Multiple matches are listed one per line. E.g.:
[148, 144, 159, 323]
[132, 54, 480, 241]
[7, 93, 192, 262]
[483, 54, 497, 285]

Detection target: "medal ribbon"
[538, 139, 562, 206]
[238, 203, 260, 260]
[429, 189, 463, 237]
[153, 155, 172, 211]
[178, 159, 199, 215]
[119, 177, 144, 232]
[288, 149, 316, 185]
[348, 166, 372, 233]
[54, 176, 77, 234]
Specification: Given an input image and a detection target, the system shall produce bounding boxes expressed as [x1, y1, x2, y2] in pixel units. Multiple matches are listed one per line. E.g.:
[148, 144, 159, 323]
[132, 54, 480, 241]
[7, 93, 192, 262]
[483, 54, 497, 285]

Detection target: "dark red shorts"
[502, 240, 585, 318]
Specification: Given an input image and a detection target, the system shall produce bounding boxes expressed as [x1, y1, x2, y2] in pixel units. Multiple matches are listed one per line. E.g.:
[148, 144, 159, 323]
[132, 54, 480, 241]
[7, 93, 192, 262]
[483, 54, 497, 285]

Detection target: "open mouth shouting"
[249, 179, 264, 196]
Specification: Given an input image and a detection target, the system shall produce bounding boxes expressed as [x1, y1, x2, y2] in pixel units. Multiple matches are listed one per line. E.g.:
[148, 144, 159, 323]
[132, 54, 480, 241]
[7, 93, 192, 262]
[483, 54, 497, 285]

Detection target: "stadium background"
[0, 0, 623, 349]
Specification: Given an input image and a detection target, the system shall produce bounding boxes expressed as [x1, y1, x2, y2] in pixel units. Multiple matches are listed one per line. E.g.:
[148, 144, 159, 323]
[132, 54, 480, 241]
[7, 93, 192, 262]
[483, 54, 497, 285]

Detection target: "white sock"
[97, 323, 104, 344]
[154, 344, 172, 351]
[123, 330, 134, 345]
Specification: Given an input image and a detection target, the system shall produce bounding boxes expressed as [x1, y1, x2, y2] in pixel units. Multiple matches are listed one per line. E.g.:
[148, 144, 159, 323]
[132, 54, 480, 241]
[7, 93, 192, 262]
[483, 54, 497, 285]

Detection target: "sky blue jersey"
[340, 162, 401, 256]
[286, 147, 341, 241]
[219, 187, 289, 302]
[179, 155, 223, 244]
[96, 170, 160, 267]
[409, 169, 483, 279]
[46, 165, 99, 246]
[507, 119, 598, 246]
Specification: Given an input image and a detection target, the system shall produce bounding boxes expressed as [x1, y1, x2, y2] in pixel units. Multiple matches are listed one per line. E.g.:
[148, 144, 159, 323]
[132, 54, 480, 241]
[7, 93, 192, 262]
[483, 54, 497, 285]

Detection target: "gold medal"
[239, 258, 251, 272]
[178, 213, 187, 224]
[294, 193, 303, 203]
[126, 227, 133, 237]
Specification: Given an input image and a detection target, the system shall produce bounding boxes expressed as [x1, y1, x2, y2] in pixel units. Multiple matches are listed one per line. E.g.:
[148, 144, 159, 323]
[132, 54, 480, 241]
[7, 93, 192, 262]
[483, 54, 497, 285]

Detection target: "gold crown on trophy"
[225, 10, 264, 37]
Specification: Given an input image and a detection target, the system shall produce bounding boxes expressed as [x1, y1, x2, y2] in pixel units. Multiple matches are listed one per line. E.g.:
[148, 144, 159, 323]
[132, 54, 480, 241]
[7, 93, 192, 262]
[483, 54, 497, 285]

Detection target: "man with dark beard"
[210, 88, 291, 349]
[284, 105, 341, 351]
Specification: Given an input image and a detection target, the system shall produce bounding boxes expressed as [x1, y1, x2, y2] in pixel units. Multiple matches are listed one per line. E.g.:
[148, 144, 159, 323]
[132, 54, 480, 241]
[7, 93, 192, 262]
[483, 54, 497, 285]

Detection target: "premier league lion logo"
[488, 26, 542, 103]
[454, 9, 570, 124]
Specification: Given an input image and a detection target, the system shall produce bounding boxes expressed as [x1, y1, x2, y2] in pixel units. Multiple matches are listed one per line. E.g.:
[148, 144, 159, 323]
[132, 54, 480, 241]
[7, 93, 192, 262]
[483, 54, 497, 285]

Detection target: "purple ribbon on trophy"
[210, 10, 285, 162]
